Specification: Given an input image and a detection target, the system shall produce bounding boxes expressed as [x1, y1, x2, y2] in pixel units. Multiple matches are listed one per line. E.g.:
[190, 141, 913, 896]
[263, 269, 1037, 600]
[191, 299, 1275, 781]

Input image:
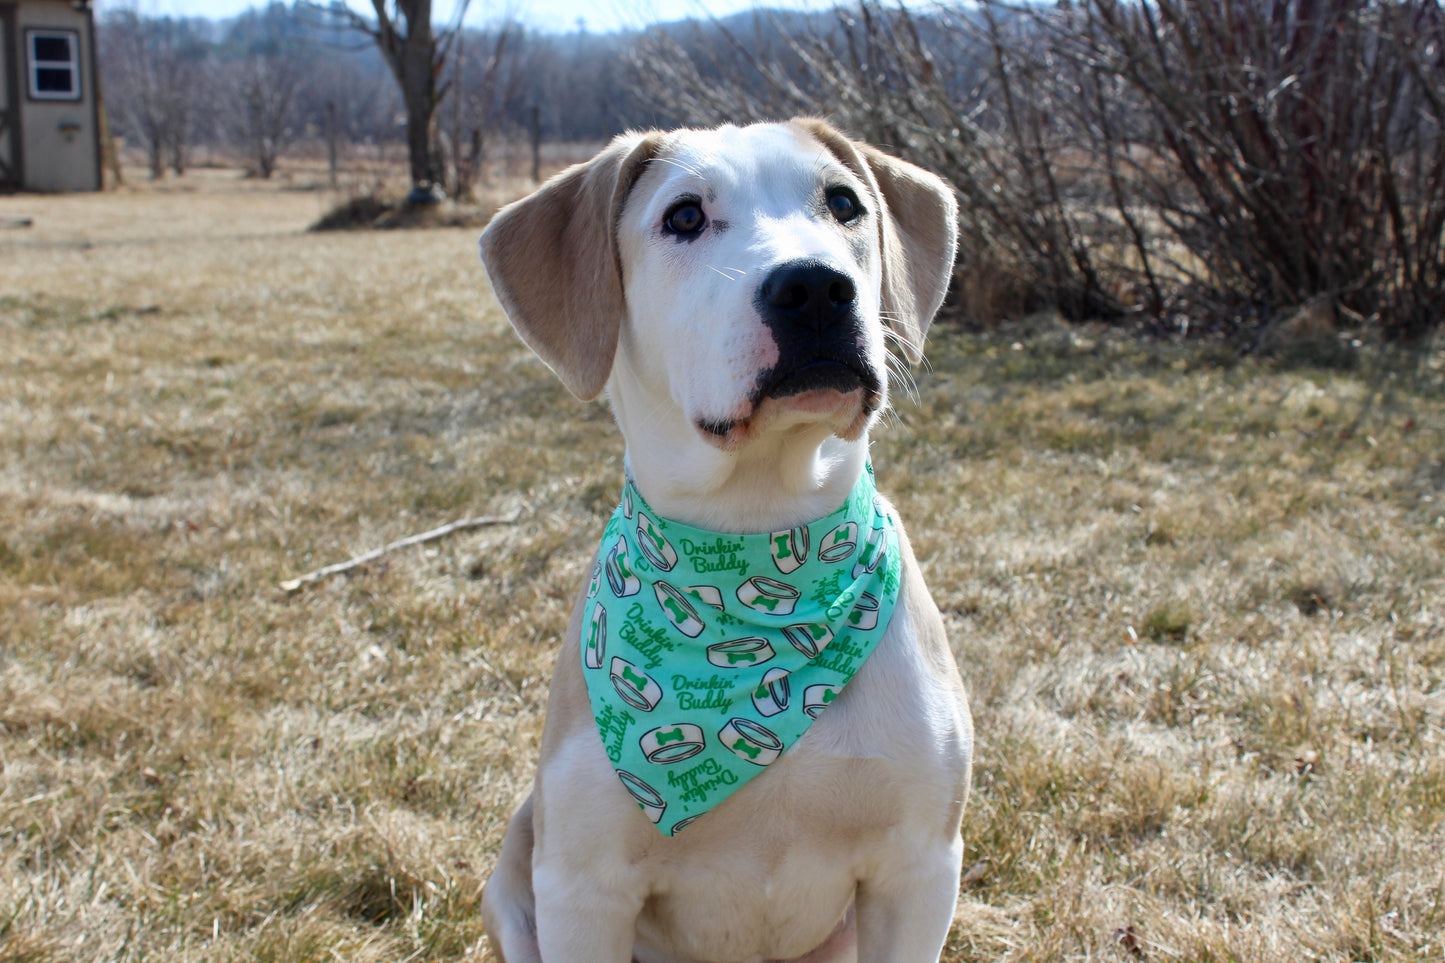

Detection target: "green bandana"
[581, 464, 902, 836]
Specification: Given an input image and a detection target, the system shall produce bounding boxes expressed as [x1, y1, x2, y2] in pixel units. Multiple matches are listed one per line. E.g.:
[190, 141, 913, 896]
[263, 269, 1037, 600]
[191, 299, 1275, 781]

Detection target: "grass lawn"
[1, 171, 1442, 962]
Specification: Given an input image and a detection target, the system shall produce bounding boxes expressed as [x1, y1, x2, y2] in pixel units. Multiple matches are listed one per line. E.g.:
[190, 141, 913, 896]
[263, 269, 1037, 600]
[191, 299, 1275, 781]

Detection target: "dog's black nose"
[760, 260, 857, 331]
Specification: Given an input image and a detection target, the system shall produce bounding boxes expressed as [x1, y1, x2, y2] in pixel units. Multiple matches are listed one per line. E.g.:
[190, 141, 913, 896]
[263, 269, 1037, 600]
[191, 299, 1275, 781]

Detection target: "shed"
[0, 0, 101, 192]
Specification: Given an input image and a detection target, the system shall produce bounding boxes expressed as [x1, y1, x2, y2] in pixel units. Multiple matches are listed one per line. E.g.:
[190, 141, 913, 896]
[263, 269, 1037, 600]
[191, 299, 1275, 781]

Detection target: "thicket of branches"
[98, 0, 1444, 339]
[97, 4, 644, 190]
[632, 0, 1445, 340]
[99, 7, 394, 181]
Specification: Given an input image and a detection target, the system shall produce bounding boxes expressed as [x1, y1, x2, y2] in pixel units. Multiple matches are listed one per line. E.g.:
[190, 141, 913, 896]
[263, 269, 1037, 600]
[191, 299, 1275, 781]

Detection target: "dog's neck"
[612, 406, 870, 534]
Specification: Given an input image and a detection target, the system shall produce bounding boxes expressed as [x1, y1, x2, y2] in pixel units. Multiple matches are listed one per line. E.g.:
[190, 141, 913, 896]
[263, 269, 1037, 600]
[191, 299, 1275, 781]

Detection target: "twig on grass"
[279, 512, 522, 593]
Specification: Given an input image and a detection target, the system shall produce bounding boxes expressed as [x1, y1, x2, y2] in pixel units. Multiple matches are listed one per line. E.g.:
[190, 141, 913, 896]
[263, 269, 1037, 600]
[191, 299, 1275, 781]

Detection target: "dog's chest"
[631, 753, 895, 962]
[629, 628, 967, 961]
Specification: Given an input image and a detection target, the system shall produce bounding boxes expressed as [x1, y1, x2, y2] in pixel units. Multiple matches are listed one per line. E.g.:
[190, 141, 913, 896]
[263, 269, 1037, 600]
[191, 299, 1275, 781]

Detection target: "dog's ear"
[793, 119, 959, 363]
[480, 132, 662, 400]
[862, 142, 960, 363]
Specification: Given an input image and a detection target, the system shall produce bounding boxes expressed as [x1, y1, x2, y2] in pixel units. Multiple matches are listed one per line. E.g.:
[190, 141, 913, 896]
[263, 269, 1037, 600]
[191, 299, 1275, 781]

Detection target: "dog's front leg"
[532, 862, 643, 962]
[853, 834, 964, 961]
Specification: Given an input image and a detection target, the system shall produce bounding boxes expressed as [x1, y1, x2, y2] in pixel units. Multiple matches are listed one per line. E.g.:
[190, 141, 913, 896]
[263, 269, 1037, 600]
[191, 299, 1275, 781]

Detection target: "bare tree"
[223, 52, 301, 178]
[306, 0, 472, 197]
[446, 18, 525, 197]
[301, 52, 399, 174]
[218, 5, 307, 179]
[99, 12, 211, 179]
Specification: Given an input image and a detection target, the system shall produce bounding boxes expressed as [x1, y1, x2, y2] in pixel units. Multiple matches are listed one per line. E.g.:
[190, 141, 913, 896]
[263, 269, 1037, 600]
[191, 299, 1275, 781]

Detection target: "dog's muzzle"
[753, 259, 879, 402]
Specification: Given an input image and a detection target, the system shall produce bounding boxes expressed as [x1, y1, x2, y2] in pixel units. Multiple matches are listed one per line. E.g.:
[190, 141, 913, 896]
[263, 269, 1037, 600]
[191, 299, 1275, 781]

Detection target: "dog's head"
[480, 120, 957, 458]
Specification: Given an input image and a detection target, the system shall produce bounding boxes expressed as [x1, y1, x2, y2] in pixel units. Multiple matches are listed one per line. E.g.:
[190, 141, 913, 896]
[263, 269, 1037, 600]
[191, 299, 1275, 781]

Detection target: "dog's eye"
[825, 188, 862, 224]
[663, 201, 707, 236]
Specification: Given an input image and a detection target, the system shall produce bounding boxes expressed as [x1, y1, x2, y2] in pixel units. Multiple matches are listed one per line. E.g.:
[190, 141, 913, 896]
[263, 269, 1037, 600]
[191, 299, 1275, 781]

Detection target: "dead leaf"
[1114, 924, 1145, 958]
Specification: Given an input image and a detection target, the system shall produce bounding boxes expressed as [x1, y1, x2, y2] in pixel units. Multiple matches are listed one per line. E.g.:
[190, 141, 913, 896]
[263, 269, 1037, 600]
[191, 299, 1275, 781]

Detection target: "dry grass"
[2, 170, 1443, 963]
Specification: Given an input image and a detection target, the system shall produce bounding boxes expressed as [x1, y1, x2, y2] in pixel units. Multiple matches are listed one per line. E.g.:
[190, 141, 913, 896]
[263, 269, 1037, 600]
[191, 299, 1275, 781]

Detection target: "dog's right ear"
[480, 132, 662, 401]
[791, 118, 958, 365]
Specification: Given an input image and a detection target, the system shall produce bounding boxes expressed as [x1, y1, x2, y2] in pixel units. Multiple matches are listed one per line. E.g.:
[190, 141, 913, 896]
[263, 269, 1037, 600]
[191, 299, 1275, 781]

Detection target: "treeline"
[98, 1, 1445, 338]
[96, 3, 655, 181]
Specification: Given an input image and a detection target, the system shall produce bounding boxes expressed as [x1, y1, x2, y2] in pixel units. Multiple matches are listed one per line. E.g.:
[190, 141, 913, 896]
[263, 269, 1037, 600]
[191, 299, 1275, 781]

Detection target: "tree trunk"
[149, 136, 164, 180]
[456, 125, 481, 198]
[404, 85, 436, 189]
[360, 0, 460, 195]
[326, 100, 339, 189]
[400, 1, 440, 192]
[168, 118, 187, 176]
[530, 104, 541, 183]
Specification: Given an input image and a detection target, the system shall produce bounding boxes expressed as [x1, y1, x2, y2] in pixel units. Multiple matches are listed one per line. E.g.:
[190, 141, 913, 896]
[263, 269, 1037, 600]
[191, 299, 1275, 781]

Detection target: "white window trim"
[27, 29, 82, 102]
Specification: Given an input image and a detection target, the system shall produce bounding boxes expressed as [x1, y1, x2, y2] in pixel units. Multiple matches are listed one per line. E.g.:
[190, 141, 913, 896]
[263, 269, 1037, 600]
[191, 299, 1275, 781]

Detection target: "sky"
[94, 0, 825, 35]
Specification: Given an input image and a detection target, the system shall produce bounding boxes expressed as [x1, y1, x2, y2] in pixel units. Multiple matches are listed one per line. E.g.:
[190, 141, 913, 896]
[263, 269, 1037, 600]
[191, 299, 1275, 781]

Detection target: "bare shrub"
[628, 0, 1445, 341]
[1076, 0, 1445, 339]
[307, 191, 493, 230]
[309, 192, 396, 230]
[627, 6, 1121, 324]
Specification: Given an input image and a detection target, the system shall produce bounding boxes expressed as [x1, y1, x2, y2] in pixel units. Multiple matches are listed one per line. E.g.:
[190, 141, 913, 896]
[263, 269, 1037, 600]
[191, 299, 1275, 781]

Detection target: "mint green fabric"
[581, 464, 901, 836]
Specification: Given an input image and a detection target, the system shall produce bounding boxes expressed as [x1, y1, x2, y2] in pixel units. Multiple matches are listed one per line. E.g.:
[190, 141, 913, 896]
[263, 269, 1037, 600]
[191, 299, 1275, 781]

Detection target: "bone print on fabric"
[582, 463, 902, 836]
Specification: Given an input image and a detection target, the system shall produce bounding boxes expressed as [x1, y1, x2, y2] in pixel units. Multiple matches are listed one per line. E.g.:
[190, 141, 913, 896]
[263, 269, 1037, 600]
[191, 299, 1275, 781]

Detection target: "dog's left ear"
[480, 131, 663, 400]
[793, 119, 959, 363]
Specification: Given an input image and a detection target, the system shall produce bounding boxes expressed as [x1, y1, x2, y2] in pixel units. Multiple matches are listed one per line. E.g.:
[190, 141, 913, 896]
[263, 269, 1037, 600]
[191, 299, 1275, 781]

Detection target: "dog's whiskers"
[885, 354, 921, 407]
[638, 395, 676, 434]
[879, 323, 936, 377]
[708, 266, 748, 281]
[648, 156, 706, 179]
[879, 334, 923, 407]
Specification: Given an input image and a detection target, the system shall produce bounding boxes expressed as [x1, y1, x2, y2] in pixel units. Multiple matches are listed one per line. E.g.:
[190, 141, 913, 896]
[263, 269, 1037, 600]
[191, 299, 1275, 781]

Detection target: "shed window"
[27, 30, 81, 101]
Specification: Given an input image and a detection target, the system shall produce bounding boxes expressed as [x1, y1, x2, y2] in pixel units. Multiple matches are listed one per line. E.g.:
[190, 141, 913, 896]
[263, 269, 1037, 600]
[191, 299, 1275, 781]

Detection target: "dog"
[477, 119, 972, 963]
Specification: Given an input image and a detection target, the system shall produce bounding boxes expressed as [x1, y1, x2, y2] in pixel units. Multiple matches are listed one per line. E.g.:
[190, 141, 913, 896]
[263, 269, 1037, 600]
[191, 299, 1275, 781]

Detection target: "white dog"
[477, 119, 972, 963]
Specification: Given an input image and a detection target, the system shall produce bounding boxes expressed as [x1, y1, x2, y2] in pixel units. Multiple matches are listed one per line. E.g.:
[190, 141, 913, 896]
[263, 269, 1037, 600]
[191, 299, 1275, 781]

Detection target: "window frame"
[26, 28, 82, 102]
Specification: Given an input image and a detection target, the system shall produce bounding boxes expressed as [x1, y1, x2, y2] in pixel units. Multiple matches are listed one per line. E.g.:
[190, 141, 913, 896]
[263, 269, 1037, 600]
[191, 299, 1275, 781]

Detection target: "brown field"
[2, 170, 1443, 963]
